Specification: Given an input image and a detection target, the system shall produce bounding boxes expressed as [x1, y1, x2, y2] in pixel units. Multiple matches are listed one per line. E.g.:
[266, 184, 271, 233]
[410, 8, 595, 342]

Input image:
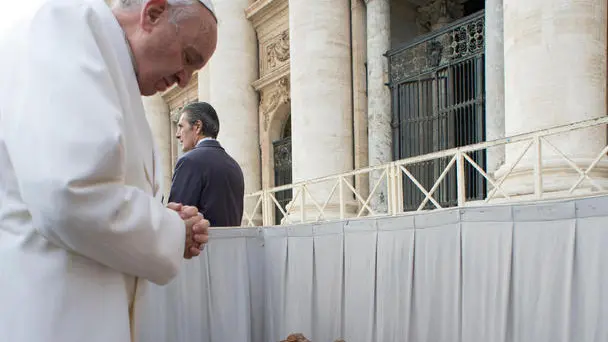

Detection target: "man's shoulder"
[183, 146, 213, 160]
[184, 144, 243, 172]
[176, 152, 199, 166]
[189, 143, 223, 158]
[175, 148, 211, 169]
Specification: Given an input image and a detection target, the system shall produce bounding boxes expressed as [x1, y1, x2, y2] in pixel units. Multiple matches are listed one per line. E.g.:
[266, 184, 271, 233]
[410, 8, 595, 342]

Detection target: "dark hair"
[182, 102, 219, 139]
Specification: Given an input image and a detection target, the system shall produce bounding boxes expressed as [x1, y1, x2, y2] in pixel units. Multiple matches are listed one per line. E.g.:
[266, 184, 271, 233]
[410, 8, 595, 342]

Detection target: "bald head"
[113, 0, 217, 23]
[112, 0, 218, 95]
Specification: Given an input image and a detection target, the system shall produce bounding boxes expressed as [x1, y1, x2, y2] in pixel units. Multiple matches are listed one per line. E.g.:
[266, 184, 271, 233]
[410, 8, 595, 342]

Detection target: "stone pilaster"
[484, 0, 505, 174]
[141, 94, 173, 200]
[497, 0, 608, 196]
[366, 0, 391, 214]
[208, 0, 261, 225]
[197, 66, 210, 102]
[352, 0, 369, 209]
[289, 0, 355, 220]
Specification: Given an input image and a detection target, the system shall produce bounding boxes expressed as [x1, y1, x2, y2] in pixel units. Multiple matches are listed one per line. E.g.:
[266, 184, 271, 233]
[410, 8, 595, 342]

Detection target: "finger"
[192, 220, 209, 234]
[184, 216, 203, 231]
[189, 246, 201, 257]
[180, 206, 199, 219]
[193, 233, 208, 244]
[167, 202, 182, 211]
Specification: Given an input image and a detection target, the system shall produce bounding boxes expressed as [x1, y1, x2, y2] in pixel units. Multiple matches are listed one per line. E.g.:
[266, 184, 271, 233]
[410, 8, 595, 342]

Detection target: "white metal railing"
[242, 116, 608, 227]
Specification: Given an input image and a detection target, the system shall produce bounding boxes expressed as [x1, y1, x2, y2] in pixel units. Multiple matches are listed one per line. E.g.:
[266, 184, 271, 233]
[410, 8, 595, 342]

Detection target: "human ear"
[196, 121, 204, 135]
[140, 0, 169, 31]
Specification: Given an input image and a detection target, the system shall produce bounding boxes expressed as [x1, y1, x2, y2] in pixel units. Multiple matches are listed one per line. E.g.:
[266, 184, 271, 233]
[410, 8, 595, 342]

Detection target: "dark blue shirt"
[168, 139, 244, 227]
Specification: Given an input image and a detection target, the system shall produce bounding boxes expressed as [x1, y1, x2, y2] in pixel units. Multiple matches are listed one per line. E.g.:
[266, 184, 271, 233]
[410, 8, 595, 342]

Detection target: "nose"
[176, 69, 193, 88]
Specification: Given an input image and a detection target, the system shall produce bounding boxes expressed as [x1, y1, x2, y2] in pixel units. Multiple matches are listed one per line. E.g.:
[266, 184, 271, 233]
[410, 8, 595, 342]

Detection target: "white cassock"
[0, 0, 186, 341]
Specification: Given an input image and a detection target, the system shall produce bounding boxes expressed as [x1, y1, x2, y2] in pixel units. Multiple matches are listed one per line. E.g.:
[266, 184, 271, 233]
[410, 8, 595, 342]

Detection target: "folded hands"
[167, 203, 210, 259]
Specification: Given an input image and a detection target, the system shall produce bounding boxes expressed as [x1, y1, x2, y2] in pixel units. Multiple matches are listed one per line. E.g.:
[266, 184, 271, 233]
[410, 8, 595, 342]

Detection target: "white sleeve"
[2, 2, 185, 285]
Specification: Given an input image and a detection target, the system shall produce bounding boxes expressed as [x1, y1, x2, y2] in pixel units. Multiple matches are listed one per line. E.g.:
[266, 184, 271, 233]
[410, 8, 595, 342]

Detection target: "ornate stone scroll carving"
[260, 76, 290, 131]
[266, 30, 290, 70]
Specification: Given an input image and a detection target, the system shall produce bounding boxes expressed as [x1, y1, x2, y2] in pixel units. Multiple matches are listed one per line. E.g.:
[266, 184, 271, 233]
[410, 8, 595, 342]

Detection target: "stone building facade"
[135, 0, 607, 225]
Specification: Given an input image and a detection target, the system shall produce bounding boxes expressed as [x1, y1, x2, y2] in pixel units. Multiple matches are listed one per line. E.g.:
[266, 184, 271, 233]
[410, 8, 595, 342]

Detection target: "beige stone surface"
[287, 0, 354, 218]
[366, 0, 391, 213]
[351, 0, 370, 209]
[499, 0, 608, 195]
[141, 94, 173, 199]
[248, 0, 291, 224]
[484, 0, 505, 174]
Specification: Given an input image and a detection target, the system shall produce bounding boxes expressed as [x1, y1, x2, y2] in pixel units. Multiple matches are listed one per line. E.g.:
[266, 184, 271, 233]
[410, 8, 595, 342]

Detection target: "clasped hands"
[167, 202, 210, 259]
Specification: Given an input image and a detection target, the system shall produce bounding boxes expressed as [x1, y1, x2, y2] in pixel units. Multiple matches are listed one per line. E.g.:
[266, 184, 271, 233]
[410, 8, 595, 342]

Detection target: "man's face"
[176, 113, 201, 152]
[131, 0, 217, 96]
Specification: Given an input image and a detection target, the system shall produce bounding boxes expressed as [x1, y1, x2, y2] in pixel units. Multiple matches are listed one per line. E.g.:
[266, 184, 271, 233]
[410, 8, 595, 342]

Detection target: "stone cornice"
[245, 0, 288, 28]
[251, 62, 290, 91]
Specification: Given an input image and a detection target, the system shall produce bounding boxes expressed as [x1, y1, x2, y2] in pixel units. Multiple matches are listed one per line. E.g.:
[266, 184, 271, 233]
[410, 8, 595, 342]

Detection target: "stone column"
[208, 0, 261, 225]
[197, 67, 210, 102]
[352, 0, 369, 210]
[366, 0, 391, 213]
[484, 0, 505, 174]
[498, 0, 608, 195]
[141, 94, 173, 200]
[289, 0, 355, 220]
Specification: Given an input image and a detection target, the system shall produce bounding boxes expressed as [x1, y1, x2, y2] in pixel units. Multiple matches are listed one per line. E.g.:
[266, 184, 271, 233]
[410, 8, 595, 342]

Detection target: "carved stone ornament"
[388, 11, 484, 84]
[417, 0, 467, 31]
[427, 40, 443, 67]
[260, 77, 290, 131]
[266, 30, 290, 69]
[170, 110, 181, 123]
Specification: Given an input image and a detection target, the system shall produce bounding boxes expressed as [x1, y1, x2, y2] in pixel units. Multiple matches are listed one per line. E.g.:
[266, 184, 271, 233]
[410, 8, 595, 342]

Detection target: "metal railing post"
[339, 177, 345, 220]
[300, 185, 306, 223]
[456, 151, 466, 207]
[534, 136, 543, 199]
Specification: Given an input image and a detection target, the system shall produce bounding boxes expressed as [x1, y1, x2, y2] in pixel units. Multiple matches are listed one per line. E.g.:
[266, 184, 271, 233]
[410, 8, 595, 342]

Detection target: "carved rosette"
[262, 30, 290, 76]
[260, 77, 290, 131]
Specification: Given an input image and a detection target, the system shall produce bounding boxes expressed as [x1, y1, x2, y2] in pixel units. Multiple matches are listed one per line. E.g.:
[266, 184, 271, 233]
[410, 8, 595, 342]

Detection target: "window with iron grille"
[273, 117, 292, 225]
[387, 11, 486, 211]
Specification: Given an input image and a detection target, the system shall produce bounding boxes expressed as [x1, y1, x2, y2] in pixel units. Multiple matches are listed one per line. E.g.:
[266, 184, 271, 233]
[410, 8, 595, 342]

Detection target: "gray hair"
[182, 102, 220, 139]
[112, 0, 197, 24]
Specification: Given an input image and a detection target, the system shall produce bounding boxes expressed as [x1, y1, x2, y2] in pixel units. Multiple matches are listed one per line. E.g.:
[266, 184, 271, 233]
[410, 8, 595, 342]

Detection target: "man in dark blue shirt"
[168, 102, 244, 227]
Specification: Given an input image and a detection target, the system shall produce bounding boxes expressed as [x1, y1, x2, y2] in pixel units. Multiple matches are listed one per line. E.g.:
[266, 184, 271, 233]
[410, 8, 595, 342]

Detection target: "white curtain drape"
[138, 196, 608, 342]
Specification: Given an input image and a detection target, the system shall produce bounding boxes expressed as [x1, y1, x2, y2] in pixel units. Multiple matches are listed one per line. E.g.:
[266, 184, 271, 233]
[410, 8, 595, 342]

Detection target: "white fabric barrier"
[138, 196, 608, 342]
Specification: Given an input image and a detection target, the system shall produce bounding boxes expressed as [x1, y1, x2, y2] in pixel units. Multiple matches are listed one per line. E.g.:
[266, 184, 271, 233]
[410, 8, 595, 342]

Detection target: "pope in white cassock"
[0, 0, 218, 341]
